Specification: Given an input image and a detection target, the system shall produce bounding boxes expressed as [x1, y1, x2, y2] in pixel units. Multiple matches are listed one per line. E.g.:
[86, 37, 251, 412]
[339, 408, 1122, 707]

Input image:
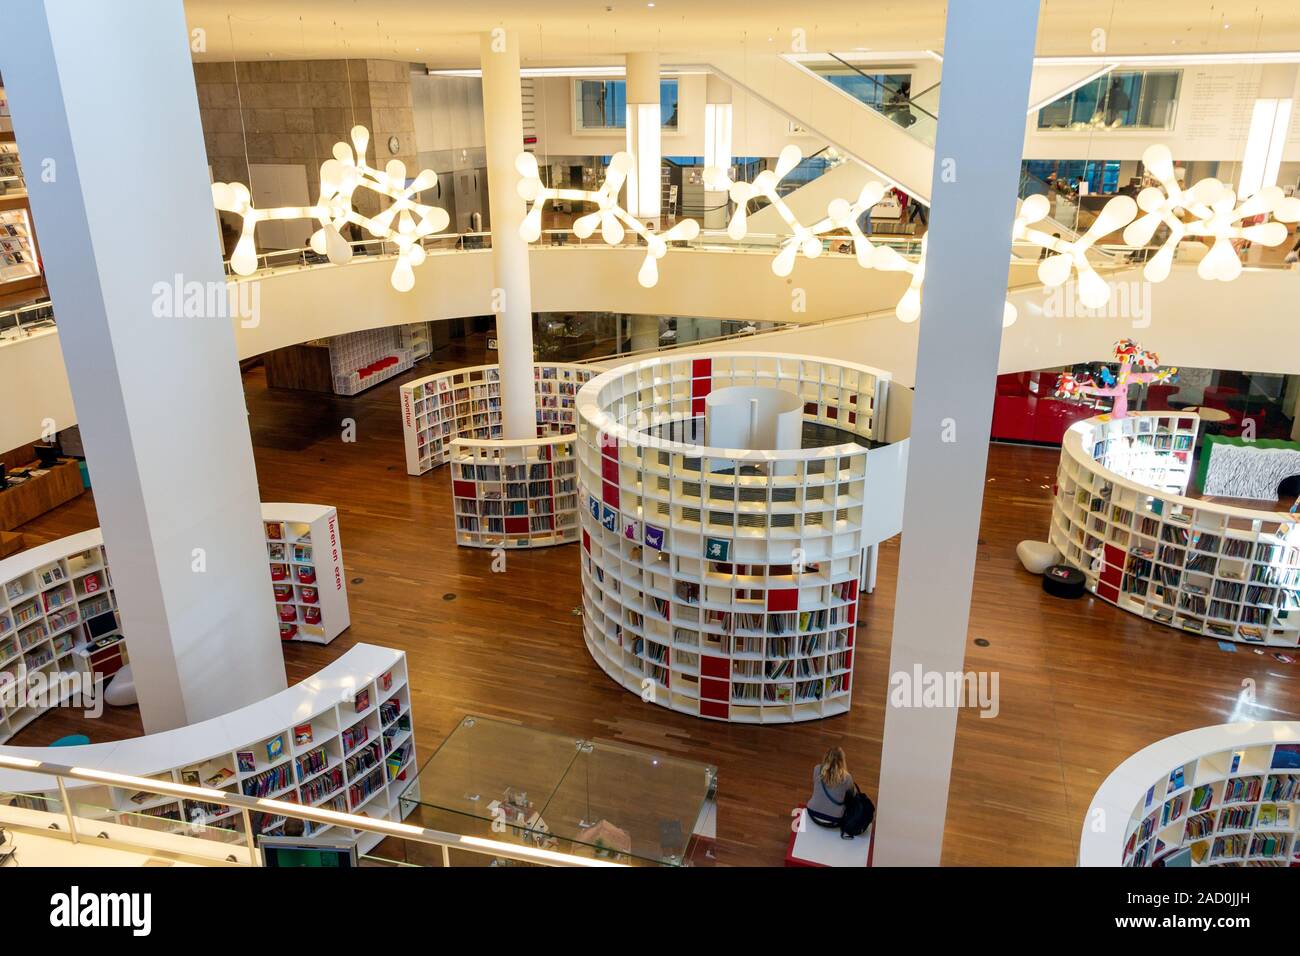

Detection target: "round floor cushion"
[104, 665, 138, 707]
[1016, 540, 1061, 574]
[1042, 564, 1086, 599]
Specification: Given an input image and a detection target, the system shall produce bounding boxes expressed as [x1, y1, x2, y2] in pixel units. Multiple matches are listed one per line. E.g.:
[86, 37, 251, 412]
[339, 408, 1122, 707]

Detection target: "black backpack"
[838, 787, 875, 840]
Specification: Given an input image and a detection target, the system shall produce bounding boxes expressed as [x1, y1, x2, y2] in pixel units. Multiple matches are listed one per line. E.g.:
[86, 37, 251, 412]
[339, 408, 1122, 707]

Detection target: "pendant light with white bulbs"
[514, 150, 699, 288]
[213, 125, 450, 293]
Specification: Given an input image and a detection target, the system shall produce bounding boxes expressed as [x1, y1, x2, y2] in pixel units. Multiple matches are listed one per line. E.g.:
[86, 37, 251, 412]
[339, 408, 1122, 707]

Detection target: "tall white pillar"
[703, 75, 734, 229]
[481, 31, 538, 439]
[0, 0, 285, 732]
[1239, 65, 1297, 199]
[625, 52, 662, 222]
[874, 0, 1040, 866]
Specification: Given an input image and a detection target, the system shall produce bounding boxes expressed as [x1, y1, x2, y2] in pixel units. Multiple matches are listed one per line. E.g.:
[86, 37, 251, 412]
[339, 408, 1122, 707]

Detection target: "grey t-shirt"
[807, 764, 854, 818]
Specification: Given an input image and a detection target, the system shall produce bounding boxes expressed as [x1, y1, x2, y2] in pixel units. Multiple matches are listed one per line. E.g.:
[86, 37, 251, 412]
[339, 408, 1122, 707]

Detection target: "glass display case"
[0, 299, 54, 344]
[392, 715, 717, 867]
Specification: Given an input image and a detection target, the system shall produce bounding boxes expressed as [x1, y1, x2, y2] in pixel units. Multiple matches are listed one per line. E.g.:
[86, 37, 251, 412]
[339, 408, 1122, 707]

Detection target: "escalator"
[707, 51, 1099, 242]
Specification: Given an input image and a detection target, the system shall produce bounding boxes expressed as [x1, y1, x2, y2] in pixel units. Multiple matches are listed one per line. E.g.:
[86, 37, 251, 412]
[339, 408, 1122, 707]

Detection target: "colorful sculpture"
[1055, 339, 1176, 420]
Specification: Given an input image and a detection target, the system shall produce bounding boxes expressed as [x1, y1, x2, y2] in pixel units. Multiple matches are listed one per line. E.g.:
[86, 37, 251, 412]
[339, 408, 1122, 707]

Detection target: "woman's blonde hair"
[820, 746, 849, 786]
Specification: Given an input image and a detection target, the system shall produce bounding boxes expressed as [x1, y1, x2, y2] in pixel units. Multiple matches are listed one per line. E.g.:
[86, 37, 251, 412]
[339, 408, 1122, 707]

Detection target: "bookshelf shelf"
[0, 644, 416, 854]
[1051, 412, 1300, 648]
[450, 435, 581, 549]
[0, 206, 39, 286]
[575, 353, 908, 724]
[0, 503, 352, 743]
[1081, 721, 1300, 867]
[263, 503, 350, 644]
[399, 362, 600, 475]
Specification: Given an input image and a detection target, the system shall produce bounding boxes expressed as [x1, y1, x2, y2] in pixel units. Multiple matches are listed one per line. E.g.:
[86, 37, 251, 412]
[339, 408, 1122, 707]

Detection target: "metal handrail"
[0, 753, 621, 868]
[825, 52, 940, 126]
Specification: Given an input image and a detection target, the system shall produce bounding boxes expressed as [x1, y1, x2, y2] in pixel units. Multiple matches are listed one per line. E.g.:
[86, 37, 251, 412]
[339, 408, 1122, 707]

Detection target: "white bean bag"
[1016, 540, 1060, 574]
[104, 665, 138, 707]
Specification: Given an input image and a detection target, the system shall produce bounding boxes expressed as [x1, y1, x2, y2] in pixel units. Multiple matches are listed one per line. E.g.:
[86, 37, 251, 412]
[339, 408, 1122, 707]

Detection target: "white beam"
[874, 0, 1041, 866]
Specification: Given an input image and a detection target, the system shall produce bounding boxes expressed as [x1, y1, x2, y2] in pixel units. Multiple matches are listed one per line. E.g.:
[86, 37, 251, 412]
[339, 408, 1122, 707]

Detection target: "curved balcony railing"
[0, 752, 619, 867]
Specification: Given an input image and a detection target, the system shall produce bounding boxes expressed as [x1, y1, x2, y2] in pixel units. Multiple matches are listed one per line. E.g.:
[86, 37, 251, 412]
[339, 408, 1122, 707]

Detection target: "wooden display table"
[0, 458, 82, 531]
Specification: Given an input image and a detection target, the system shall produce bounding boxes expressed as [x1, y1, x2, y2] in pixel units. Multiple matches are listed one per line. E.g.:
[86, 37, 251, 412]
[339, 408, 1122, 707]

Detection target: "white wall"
[13, 252, 1297, 450]
[1023, 64, 1300, 167]
[684, 263, 1300, 387]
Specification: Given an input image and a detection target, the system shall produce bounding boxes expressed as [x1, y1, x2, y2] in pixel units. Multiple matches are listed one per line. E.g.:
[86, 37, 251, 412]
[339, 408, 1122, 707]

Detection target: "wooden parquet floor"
[11, 356, 1300, 866]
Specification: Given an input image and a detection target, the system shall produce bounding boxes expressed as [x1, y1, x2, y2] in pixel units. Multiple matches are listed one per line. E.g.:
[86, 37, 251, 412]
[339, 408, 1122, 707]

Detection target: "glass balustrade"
[395, 715, 717, 867]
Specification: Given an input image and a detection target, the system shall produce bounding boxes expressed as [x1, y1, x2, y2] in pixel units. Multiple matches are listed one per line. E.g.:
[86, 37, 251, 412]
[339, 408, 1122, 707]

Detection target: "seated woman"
[806, 746, 855, 828]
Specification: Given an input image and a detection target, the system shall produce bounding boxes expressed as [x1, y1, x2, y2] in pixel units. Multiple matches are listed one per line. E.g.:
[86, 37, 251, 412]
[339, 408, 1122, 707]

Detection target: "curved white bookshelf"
[575, 353, 909, 724]
[1080, 721, 1300, 867]
[450, 434, 581, 549]
[1051, 412, 1300, 647]
[400, 362, 599, 475]
[0, 643, 416, 854]
[0, 503, 350, 743]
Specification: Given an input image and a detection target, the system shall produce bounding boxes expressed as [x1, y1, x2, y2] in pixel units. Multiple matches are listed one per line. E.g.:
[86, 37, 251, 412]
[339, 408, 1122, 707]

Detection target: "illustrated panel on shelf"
[263, 503, 350, 644]
[1081, 721, 1300, 868]
[450, 436, 580, 549]
[401, 362, 599, 476]
[0, 644, 416, 855]
[1050, 412, 1300, 648]
[574, 353, 900, 725]
[0, 503, 351, 742]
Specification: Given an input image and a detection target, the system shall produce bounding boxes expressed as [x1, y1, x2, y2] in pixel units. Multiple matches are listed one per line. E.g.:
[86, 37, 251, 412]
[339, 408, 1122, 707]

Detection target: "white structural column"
[1240, 65, 1297, 199]
[874, 0, 1040, 866]
[625, 52, 662, 222]
[480, 30, 539, 439]
[703, 75, 734, 229]
[0, 0, 285, 732]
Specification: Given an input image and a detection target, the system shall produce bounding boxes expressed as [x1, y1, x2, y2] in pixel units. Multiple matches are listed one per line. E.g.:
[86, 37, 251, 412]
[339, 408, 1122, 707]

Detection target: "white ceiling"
[183, 0, 1300, 67]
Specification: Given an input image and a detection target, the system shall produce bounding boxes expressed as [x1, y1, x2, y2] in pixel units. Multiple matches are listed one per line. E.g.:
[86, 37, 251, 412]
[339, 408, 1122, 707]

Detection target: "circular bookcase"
[574, 352, 910, 724]
[1051, 412, 1300, 648]
[1080, 721, 1300, 867]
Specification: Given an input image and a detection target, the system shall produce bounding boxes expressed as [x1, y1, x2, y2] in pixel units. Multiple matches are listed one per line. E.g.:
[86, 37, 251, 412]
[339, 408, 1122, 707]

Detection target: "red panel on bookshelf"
[602, 480, 620, 508]
[453, 480, 476, 498]
[766, 588, 798, 612]
[692, 396, 706, 416]
[846, 604, 857, 625]
[701, 655, 729, 678]
[582, 529, 590, 553]
[692, 358, 712, 391]
[1098, 582, 1120, 603]
[700, 699, 730, 719]
[504, 517, 529, 534]
[601, 456, 619, 482]
[701, 677, 729, 701]
[847, 580, 859, 601]
[1101, 544, 1125, 588]
[600, 431, 618, 458]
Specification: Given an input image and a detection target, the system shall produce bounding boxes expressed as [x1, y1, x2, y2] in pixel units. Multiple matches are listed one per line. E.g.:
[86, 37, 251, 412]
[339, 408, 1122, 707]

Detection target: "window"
[1037, 69, 1181, 130]
[575, 79, 679, 129]
[1023, 159, 1121, 196]
[823, 72, 912, 111]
